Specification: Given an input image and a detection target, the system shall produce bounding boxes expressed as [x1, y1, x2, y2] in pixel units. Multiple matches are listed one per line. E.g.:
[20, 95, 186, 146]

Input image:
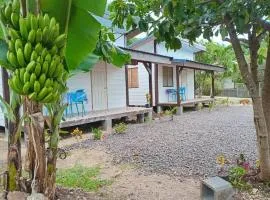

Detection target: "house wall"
[114, 33, 126, 47]
[158, 66, 194, 103]
[158, 65, 177, 103]
[107, 63, 127, 109]
[66, 61, 127, 112]
[66, 71, 93, 113]
[128, 64, 150, 106]
[156, 42, 195, 60]
[129, 38, 196, 106]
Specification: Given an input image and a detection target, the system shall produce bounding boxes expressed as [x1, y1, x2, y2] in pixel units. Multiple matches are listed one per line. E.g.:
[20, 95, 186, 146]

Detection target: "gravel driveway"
[67, 105, 257, 177]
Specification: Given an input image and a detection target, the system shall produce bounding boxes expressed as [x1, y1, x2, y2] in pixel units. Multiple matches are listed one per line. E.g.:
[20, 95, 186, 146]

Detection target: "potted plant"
[145, 93, 151, 108]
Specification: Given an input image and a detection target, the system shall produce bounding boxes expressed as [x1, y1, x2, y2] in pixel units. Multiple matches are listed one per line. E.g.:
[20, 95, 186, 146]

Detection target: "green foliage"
[40, 0, 107, 71]
[56, 165, 110, 191]
[195, 71, 223, 96]
[208, 101, 216, 112]
[114, 122, 127, 134]
[229, 166, 252, 191]
[110, 0, 269, 46]
[164, 106, 177, 116]
[0, 94, 16, 122]
[196, 42, 242, 83]
[94, 26, 131, 67]
[92, 128, 102, 140]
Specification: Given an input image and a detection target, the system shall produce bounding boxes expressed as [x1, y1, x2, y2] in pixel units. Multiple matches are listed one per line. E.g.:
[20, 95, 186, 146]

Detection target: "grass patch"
[56, 165, 110, 191]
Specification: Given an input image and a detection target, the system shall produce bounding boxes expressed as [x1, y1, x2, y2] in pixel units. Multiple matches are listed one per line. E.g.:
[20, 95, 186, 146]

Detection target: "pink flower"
[242, 162, 250, 171]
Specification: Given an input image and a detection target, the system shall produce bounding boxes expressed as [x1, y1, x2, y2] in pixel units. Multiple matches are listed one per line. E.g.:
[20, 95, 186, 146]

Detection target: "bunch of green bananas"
[0, 0, 68, 103]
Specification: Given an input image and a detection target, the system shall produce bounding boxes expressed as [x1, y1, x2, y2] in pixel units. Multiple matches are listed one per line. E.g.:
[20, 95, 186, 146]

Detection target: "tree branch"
[257, 18, 270, 31]
[224, 14, 258, 96]
[257, 30, 267, 42]
[248, 29, 260, 87]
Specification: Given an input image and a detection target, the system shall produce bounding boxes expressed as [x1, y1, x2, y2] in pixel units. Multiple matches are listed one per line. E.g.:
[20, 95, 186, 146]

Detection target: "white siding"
[107, 63, 126, 108]
[158, 65, 177, 103]
[156, 42, 195, 60]
[180, 69, 195, 100]
[128, 63, 149, 106]
[114, 34, 126, 47]
[66, 72, 92, 112]
[132, 39, 154, 53]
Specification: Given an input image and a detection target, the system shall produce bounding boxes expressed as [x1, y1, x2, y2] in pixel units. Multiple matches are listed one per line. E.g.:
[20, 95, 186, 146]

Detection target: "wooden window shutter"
[128, 67, 139, 88]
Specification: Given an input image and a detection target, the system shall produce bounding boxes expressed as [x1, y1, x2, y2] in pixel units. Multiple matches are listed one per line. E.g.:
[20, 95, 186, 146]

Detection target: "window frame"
[162, 66, 174, 87]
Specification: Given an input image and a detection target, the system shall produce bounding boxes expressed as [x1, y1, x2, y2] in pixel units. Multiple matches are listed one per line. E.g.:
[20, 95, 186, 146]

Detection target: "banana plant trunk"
[7, 105, 22, 191]
[24, 98, 46, 193]
[45, 125, 59, 200]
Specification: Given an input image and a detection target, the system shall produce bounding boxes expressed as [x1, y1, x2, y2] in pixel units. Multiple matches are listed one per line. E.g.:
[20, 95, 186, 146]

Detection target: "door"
[91, 63, 108, 110]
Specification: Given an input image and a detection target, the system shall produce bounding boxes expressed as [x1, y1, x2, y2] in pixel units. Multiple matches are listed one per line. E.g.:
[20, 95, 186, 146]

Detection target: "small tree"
[109, 0, 270, 180]
[0, 0, 107, 199]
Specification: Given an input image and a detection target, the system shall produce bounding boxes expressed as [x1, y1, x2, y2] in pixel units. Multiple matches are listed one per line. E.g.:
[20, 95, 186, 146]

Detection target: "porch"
[60, 107, 152, 132]
[123, 48, 224, 114]
[158, 97, 214, 107]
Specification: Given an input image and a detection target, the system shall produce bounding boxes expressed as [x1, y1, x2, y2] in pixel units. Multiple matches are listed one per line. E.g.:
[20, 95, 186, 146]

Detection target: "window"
[128, 67, 139, 88]
[163, 66, 173, 87]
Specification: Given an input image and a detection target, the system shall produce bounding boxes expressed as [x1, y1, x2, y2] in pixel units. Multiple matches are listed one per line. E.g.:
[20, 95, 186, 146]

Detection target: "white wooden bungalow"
[125, 35, 224, 113]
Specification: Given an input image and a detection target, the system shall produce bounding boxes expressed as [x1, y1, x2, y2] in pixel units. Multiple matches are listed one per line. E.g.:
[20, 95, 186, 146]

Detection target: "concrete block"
[201, 176, 235, 200]
[176, 106, 183, 115]
[137, 114, 145, 123]
[146, 111, 153, 121]
[102, 118, 112, 134]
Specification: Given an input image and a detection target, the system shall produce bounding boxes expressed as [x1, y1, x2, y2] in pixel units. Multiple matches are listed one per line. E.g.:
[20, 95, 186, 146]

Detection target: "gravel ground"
[66, 105, 257, 177]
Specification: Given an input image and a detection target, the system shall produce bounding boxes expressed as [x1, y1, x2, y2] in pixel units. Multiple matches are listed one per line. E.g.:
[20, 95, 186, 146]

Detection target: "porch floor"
[60, 107, 152, 128]
[158, 97, 214, 107]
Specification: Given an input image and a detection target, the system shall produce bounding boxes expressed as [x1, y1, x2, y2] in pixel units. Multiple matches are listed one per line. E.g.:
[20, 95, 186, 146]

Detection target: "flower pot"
[145, 104, 150, 108]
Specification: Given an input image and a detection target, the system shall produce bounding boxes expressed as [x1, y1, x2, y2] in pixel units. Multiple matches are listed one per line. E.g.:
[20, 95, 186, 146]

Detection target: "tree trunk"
[252, 97, 270, 180]
[7, 105, 22, 191]
[24, 99, 46, 193]
[45, 105, 61, 200]
[262, 37, 270, 149]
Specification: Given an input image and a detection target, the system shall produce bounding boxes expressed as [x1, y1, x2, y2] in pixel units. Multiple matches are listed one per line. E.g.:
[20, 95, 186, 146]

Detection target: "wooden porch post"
[176, 66, 183, 115]
[142, 62, 153, 107]
[211, 71, 215, 98]
[125, 65, 130, 106]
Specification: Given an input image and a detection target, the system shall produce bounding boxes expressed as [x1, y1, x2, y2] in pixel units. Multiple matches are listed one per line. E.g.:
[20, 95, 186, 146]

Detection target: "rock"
[8, 191, 29, 200]
[27, 193, 48, 200]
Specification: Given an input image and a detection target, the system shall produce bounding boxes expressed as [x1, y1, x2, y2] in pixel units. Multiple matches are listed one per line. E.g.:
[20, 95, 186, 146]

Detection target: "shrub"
[92, 128, 102, 140]
[114, 122, 127, 134]
[229, 166, 252, 191]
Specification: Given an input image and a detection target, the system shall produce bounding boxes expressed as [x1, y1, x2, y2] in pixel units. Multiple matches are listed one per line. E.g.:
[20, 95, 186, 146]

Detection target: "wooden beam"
[155, 64, 159, 107]
[125, 29, 141, 40]
[211, 71, 215, 98]
[172, 60, 225, 72]
[142, 62, 153, 107]
[142, 62, 152, 76]
[123, 48, 171, 65]
[176, 66, 180, 106]
[125, 65, 130, 106]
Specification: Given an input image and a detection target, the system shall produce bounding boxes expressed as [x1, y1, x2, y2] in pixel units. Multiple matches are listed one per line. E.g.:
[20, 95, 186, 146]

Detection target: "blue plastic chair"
[179, 87, 186, 101]
[63, 92, 74, 117]
[71, 89, 87, 116]
[166, 89, 177, 102]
